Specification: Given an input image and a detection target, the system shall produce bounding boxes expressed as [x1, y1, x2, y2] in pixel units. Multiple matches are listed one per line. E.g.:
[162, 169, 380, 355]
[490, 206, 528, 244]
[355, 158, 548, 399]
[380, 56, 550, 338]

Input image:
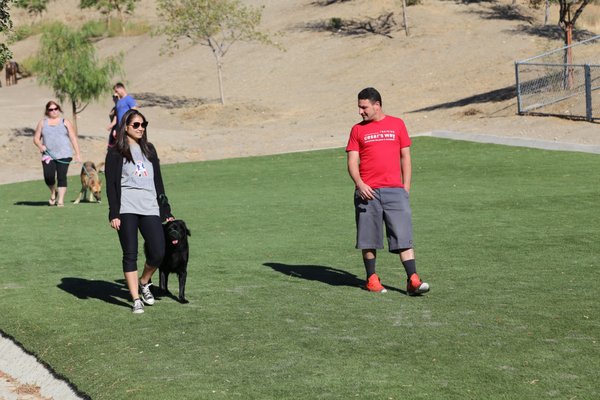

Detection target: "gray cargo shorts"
[354, 187, 414, 253]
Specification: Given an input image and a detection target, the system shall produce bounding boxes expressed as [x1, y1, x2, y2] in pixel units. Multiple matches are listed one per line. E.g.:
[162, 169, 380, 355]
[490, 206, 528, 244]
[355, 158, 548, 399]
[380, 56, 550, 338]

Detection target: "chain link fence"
[515, 35, 600, 121]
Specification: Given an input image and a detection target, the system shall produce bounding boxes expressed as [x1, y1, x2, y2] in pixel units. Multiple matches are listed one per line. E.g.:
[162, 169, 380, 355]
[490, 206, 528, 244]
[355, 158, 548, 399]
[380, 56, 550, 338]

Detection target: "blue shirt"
[115, 95, 137, 124]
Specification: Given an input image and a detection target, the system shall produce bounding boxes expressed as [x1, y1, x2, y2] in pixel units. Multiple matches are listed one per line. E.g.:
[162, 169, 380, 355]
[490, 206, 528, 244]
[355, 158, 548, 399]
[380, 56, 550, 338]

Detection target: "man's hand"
[357, 182, 375, 200]
[347, 151, 375, 200]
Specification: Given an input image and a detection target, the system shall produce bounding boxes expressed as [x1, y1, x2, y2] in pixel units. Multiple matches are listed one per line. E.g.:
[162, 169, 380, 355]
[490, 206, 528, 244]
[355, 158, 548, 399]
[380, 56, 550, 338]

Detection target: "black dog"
[146, 219, 191, 303]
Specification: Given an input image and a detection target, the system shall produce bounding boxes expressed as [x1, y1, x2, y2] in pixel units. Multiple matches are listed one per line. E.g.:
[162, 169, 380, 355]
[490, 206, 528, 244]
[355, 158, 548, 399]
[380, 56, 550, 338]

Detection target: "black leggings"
[117, 214, 165, 273]
[42, 158, 71, 187]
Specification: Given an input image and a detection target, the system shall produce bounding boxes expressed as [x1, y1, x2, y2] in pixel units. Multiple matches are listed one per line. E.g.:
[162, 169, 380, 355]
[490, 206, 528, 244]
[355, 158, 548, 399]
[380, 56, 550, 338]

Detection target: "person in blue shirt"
[107, 82, 137, 148]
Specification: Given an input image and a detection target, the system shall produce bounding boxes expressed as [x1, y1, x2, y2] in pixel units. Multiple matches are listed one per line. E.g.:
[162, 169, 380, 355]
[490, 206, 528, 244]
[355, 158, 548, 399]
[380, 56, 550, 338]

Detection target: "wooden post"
[401, 0, 409, 36]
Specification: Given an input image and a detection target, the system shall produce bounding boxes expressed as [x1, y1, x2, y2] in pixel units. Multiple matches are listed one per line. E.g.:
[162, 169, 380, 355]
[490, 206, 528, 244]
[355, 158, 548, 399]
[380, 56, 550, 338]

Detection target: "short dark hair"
[113, 82, 125, 90]
[358, 87, 382, 107]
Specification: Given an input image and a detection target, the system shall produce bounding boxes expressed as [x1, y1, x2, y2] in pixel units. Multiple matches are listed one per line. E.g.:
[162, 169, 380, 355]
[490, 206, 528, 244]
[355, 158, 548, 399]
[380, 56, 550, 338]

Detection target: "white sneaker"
[132, 298, 144, 314]
[139, 281, 155, 305]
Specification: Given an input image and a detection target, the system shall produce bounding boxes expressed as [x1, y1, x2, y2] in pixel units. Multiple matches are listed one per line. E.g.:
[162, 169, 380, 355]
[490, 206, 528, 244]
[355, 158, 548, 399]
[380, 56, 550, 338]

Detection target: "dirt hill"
[1, 0, 598, 184]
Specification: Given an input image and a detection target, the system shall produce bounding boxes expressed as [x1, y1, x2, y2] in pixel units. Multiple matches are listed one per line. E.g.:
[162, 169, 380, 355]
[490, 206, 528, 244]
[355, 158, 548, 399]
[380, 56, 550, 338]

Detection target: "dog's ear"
[180, 221, 190, 236]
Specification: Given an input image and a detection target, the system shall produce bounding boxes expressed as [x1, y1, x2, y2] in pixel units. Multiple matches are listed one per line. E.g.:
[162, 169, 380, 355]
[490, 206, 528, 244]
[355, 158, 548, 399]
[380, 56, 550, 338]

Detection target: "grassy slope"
[0, 138, 598, 399]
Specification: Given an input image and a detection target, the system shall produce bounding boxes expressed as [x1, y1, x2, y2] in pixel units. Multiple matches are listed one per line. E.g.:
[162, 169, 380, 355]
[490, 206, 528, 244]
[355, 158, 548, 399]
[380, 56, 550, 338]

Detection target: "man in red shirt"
[346, 87, 429, 296]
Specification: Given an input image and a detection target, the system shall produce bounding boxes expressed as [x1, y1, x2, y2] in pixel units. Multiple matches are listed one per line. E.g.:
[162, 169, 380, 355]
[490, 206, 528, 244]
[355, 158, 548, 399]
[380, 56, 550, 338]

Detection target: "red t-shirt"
[345, 115, 411, 189]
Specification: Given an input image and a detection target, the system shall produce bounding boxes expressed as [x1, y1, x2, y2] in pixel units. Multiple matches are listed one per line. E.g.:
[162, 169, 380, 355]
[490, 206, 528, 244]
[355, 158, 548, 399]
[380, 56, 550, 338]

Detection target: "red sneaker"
[366, 274, 387, 293]
[407, 273, 429, 296]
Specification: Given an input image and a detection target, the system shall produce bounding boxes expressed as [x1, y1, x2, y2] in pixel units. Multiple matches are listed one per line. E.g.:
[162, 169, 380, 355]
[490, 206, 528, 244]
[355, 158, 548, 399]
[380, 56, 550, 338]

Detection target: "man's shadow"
[58, 277, 132, 308]
[263, 262, 404, 293]
[264, 262, 362, 287]
[14, 201, 50, 207]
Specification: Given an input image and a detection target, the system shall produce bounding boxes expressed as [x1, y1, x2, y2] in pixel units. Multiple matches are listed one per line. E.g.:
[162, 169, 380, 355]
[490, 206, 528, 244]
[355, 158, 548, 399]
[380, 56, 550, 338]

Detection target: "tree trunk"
[563, 23, 574, 90]
[208, 38, 226, 105]
[401, 0, 409, 36]
[544, 0, 550, 25]
[217, 61, 225, 105]
[119, 8, 125, 33]
[71, 99, 79, 134]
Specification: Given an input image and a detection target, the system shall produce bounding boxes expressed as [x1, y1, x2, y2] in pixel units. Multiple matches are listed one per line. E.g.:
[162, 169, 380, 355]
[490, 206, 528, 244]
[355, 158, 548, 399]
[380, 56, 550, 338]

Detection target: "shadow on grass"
[58, 277, 131, 308]
[14, 201, 51, 207]
[264, 262, 363, 287]
[263, 263, 406, 294]
[264, 262, 405, 293]
[154, 285, 182, 303]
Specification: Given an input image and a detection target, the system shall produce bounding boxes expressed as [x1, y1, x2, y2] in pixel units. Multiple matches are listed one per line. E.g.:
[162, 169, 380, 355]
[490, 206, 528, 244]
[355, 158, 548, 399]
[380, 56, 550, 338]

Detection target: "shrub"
[17, 56, 36, 77]
[81, 19, 107, 39]
[329, 17, 343, 30]
[8, 25, 33, 43]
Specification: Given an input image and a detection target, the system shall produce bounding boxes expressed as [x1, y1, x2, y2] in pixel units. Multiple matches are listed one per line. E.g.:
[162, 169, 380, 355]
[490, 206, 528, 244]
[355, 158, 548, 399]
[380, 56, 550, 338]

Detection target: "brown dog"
[74, 162, 104, 204]
[5, 61, 19, 86]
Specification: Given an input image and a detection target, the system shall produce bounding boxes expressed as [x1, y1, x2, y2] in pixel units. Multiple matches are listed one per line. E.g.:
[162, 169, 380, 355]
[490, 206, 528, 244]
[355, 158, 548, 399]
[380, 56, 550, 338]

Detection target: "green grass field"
[0, 137, 598, 399]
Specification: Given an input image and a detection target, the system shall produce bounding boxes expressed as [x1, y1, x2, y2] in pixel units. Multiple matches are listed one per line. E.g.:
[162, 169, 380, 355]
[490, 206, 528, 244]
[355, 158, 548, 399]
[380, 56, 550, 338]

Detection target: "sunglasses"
[129, 121, 148, 129]
[47, 107, 59, 112]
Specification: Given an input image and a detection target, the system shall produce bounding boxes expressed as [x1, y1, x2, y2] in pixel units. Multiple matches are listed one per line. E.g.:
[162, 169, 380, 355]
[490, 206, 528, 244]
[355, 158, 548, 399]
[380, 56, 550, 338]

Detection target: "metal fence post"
[584, 64, 592, 121]
[515, 62, 522, 114]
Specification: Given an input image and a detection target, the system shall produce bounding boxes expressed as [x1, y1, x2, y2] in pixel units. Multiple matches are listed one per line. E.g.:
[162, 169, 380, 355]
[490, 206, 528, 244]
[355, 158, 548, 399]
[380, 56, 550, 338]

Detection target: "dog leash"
[42, 149, 94, 179]
[43, 149, 81, 165]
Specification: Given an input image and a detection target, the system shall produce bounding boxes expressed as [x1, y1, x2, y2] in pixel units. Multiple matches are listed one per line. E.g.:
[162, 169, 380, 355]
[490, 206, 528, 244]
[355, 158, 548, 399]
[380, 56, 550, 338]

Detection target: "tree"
[557, 0, 590, 89]
[400, 0, 409, 36]
[79, 0, 139, 31]
[33, 23, 122, 132]
[15, 0, 49, 21]
[0, 0, 13, 66]
[156, 0, 281, 105]
[558, 0, 590, 48]
[527, 0, 551, 25]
